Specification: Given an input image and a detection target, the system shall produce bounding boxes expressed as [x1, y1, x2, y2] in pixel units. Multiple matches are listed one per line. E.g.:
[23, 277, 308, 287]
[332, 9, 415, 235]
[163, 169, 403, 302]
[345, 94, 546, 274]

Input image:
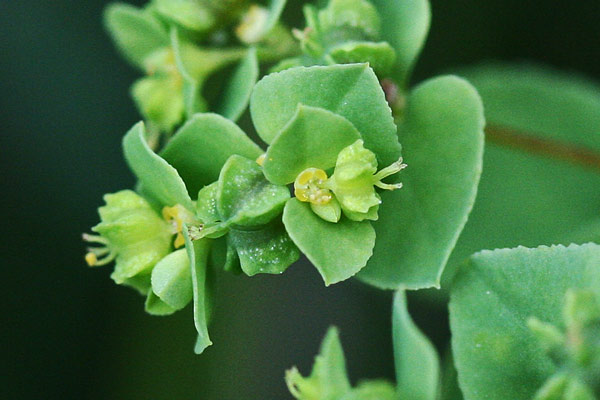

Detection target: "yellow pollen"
[294, 168, 333, 205]
[162, 205, 186, 249]
[85, 252, 98, 267]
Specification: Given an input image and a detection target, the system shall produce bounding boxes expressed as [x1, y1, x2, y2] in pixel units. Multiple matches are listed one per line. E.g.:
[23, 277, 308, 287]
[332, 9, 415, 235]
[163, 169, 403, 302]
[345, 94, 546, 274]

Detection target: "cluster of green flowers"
[86, 0, 406, 354]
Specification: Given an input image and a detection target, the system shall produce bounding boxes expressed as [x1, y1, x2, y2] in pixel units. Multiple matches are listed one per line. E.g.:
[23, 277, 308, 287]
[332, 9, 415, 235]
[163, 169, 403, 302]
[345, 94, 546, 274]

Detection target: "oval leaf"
[250, 64, 401, 167]
[358, 76, 484, 290]
[122, 121, 193, 210]
[449, 243, 600, 400]
[393, 290, 440, 400]
[282, 198, 375, 286]
[263, 104, 361, 185]
[151, 249, 192, 310]
[161, 113, 263, 196]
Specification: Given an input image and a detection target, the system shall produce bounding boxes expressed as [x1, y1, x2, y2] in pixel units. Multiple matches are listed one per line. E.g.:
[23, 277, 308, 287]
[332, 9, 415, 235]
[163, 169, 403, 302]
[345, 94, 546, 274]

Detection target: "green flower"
[83, 190, 173, 292]
[293, 140, 406, 222]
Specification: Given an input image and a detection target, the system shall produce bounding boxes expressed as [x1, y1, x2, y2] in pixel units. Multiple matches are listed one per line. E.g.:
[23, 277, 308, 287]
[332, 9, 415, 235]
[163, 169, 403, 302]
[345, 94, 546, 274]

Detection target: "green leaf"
[150, 249, 192, 311]
[153, 0, 215, 32]
[329, 41, 396, 76]
[263, 104, 361, 185]
[217, 155, 290, 227]
[122, 122, 193, 210]
[183, 227, 213, 354]
[145, 290, 177, 316]
[250, 64, 401, 167]
[358, 76, 484, 289]
[218, 48, 259, 122]
[161, 113, 263, 196]
[393, 290, 440, 400]
[440, 351, 464, 400]
[228, 221, 299, 276]
[370, 0, 430, 86]
[196, 182, 220, 224]
[444, 63, 600, 289]
[449, 243, 600, 400]
[282, 198, 375, 286]
[104, 3, 169, 69]
[286, 326, 352, 400]
[263, 0, 288, 37]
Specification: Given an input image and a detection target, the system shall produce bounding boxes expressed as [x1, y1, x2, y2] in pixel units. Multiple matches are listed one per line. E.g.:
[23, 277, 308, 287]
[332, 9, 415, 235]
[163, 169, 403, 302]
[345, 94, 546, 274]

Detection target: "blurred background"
[2, 0, 599, 398]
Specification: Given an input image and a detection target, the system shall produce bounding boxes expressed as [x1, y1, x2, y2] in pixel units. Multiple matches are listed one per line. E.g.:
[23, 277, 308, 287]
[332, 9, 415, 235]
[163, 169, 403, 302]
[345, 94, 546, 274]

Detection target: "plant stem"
[485, 125, 600, 172]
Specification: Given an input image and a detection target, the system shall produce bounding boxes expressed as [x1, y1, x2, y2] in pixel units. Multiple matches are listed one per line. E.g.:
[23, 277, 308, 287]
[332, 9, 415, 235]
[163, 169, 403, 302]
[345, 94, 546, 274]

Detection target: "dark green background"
[2, 1, 599, 398]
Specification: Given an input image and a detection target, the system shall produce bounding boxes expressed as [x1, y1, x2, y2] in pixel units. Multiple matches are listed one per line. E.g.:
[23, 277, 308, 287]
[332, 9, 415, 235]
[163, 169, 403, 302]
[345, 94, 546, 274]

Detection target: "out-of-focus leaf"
[393, 290, 440, 400]
[104, 3, 169, 69]
[449, 243, 600, 400]
[218, 48, 259, 121]
[370, 0, 430, 86]
[444, 63, 600, 289]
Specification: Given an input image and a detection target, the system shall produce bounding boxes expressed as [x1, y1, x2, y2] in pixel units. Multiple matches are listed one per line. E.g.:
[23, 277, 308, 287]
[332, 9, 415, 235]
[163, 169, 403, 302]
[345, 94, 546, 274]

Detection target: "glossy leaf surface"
[122, 122, 193, 209]
[358, 76, 484, 289]
[161, 114, 263, 196]
[217, 155, 290, 227]
[251, 64, 401, 167]
[283, 199, 375, 286]
[229, 222, 299, 276]
[263, 105, 361, 185]
[449, 244, 600, 400]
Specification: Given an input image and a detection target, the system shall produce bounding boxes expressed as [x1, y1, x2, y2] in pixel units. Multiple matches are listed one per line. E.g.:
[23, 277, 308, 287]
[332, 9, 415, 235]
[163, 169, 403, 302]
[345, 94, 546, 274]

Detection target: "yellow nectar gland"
[294, 168, 333, 205]
[162, 205, 187, 249]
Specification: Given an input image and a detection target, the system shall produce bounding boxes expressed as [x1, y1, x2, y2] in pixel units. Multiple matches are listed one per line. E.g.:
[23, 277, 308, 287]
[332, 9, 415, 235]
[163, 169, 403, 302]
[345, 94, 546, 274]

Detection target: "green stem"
[485, 125, 600, 172]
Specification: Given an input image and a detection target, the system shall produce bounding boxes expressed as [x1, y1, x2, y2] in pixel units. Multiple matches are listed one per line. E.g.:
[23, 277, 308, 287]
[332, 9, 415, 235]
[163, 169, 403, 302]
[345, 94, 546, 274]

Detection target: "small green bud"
[84, 190, 173, 291]
[131, 73, 185, 133]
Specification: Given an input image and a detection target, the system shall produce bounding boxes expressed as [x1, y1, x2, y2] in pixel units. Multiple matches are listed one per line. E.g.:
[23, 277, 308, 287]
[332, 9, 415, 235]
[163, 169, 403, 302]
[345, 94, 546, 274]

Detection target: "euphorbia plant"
[84, 0, 600, 398]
